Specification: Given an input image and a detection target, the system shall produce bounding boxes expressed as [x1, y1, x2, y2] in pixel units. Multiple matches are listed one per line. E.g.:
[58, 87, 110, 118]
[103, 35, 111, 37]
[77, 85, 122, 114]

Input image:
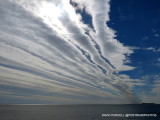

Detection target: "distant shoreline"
[0, 103, 159, 106]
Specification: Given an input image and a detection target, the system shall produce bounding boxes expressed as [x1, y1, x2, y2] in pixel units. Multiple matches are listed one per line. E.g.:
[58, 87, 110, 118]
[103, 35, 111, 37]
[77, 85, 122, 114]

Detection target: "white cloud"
[145, 47, 156, 51]
[154, 34, 160, 37]
[140, 74, 160, 98]
[72, 0, 134, 71]
[142, 36, 149, 40]
[143, 47, 160, 52]
[0, 0, 144, 103]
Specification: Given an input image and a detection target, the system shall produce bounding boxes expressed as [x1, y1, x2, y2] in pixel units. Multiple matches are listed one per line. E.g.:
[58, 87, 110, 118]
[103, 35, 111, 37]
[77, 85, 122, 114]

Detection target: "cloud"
[0, 0, 144, 104]
[154, 34, 160, 37]
[150, 74, 160, 95]
[139, 74, 160, 100]
[142, 36, 149, 40]
[142, 47, 160, 52]
[71, 0, 134, 71]
[139, 74, 160, 103]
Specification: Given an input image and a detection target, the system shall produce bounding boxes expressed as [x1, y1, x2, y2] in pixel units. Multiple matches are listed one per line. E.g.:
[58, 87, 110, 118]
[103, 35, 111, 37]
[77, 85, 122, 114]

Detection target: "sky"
[0, 0, 160, 104]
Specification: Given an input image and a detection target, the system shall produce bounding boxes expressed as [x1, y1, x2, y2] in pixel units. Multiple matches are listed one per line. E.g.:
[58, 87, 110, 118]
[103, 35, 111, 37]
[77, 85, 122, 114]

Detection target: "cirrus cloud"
[0, 0, 144, 104]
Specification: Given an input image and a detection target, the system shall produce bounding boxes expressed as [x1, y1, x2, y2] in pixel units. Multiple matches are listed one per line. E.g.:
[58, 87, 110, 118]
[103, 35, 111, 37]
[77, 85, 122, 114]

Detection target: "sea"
[0, 104, 160, 120]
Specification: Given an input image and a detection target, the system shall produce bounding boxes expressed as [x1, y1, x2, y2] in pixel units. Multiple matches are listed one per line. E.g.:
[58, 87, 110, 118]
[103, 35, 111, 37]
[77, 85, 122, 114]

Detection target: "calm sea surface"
[0, 104, 160, 120]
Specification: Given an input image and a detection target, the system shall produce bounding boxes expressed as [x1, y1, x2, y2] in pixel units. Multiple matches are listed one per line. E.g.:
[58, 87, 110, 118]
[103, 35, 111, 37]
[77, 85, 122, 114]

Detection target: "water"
[0, 104, 160, 120]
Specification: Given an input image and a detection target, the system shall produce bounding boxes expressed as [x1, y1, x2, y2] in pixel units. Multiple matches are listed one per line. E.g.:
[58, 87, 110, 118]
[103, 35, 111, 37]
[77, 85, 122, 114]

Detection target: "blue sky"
[109, 0, 160, 103]
[0, 0, 160, 104]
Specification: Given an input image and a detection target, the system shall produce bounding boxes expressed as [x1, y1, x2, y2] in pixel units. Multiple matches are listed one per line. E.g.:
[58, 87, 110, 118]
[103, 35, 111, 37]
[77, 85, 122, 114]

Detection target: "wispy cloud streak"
[0, 0, 144, 103]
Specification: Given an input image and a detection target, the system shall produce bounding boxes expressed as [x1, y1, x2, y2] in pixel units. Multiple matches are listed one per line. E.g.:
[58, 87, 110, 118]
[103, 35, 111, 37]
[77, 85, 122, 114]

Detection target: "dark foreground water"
[0, 104, 160, 120]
